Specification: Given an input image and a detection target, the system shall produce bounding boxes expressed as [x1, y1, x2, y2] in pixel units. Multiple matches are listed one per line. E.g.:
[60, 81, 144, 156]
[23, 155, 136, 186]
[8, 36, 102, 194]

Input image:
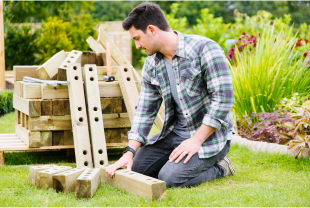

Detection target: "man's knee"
[158, 167, 182, 188]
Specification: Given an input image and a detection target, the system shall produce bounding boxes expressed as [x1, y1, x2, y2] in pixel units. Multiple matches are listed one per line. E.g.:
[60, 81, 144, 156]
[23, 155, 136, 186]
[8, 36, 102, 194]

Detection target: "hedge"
[0, 90, 14, 115]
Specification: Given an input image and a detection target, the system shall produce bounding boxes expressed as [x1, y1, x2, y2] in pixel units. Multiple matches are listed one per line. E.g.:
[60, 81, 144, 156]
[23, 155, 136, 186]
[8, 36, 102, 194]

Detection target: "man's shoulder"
[183, 33, 216, 47]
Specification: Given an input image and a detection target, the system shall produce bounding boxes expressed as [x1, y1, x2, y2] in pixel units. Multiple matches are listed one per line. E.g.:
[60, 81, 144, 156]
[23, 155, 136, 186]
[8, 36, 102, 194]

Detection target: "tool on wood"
[103, 75, 115, 82]
[23, 76, 70, 87]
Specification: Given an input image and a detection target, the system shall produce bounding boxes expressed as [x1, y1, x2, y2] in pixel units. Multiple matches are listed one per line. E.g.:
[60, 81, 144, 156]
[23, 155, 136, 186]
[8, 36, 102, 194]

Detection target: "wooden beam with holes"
[83, 64, 108, 168]
[66, 63, 93, 168]
[52, 168, 85, 193]
[117, 65, 139, 123]
[76, 168, 101, 198]
[101, 167, 166, 200]
[36, 50, 67, 80]
[58, 50, 82, 81]
[37, 166, 72, 189]
[29, 165, 58, 185]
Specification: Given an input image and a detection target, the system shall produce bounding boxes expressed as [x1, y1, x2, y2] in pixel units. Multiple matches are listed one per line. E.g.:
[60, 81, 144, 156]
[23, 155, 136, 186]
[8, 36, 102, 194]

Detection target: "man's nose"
[135, 41, 142, 49]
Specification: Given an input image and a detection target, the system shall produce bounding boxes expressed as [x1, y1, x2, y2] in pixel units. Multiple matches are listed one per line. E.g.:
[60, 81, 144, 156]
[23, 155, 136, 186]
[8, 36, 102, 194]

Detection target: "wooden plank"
[67, 63, 93, 168]
[28, 115, 71, 131]
[52, 168, 85, 193]
[117, 65, 139, 123]
[81, 52, 106, 66]
[13, 65, 40, 82]
[101, 167, 166, 200]
[109, 129, 121, 143]
[0, 145, 74, 151]
[13, 94, 41, 117]
[22, 82, 41, 99]
[52, 131, 64, 146]
[97, 66, 118, 80]
[0, 151, 4, 166]
[64, 130, 74, 145]
[83, 64, 108, 168]
[102, 113, 131, 128]
[14, 81, 21, 97]
[98, 81, 122, 97]
[53, 99, 65, 116]
[87, 36, 105, 52]
[41, 100, 53, 116]
[64, 99, 71, 115]
[0, 133, 17, 137]
[36, 50, 66, 80]
[76, 168, 101, 198]
[100, 98, 123, 114]
[58, 50, 82, 81]
[37, 166, 72, 189]
[121, 128, 130, 143]
[29, 165, 58, 185]
[41, 131, 52, 146]
[15, 123, 40, 147]
[0, 0, 5, 91]
[15, 109, 20, 124]
[41, 84, 69, 99]
[24, 114, 29, 129]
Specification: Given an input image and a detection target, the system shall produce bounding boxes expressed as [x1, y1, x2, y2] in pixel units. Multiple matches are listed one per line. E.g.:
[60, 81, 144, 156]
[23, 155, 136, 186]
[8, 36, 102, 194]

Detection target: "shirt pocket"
[180, 67, 204, 97]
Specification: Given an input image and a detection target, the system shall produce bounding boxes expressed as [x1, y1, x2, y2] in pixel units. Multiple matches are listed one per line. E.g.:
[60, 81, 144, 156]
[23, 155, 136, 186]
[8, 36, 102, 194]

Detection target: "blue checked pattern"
[128, 32, 235, 158]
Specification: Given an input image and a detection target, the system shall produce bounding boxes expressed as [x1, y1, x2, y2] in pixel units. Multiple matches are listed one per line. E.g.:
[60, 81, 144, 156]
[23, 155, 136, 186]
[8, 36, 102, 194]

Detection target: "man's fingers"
[174, 151, 188, 164]
[183, 153, 193, 164]
[169, 149, 184, 162]
[169, 146, 181, 160]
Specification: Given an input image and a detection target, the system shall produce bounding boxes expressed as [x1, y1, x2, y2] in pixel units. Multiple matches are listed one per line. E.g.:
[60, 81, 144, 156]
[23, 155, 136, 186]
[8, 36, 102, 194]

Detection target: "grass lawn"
[1, 112, 310, 206]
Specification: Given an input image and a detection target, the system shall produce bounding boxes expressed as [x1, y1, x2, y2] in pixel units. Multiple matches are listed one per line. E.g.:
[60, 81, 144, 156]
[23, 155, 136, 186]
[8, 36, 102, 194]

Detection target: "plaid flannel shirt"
[128, 31, 235, 158]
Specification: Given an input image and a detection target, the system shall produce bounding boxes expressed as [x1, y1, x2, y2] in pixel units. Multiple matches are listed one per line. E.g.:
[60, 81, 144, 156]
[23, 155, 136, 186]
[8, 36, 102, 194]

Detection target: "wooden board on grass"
[76, 168, 101, 198]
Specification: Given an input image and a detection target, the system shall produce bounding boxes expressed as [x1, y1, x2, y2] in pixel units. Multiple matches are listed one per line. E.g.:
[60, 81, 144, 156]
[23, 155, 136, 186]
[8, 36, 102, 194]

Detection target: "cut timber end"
[28, 165, 58, 185]
[52, 168, 85, 193]
[37, 166, 72, 189]
[58, 50, 82, 81]
[76, 168, 101, 198]
[101, 167, 166, 200]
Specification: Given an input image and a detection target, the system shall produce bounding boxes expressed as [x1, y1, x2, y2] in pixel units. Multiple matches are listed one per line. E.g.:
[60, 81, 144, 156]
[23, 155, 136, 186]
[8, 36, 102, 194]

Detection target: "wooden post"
[106, 43, 112, 76]
[0, 0, 5, 91]
[76, 168, 101, 198]
[0, 151, 4, 166]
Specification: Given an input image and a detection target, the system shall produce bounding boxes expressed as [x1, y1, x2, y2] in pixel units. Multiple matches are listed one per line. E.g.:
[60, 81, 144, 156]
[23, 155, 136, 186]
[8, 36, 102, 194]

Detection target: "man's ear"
[147, 25, 157, 36]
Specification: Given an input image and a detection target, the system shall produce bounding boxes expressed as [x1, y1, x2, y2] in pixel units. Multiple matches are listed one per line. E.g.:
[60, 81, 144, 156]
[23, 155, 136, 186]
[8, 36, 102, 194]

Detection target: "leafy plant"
[0, 90, 14, 116]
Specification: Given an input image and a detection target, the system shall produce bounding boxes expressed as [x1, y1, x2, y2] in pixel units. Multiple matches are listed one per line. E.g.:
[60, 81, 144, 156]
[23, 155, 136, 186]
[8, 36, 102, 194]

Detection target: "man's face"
[129, 26, 160, 56]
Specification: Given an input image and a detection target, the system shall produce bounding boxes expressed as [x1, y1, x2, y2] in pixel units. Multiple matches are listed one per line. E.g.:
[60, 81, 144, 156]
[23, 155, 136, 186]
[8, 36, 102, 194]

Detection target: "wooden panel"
[76, 168, 101, 198]
[41, 100, 53, 116]
[100, 98, 122, 114]
[117, 65, 139, 123]
[41, 84, 69, 99]
[52, 168, 85, 193]
[22, 82, 41, 99]
[102, 113, 131, 128]
[13, 66, 40, 82]
[101, 167, 166, 200]
[52, 131, 64, 146]
[13, 94, 41, 117]
[53, 99, 65, 116]
[58, 50, 82, 81]
[67, 63, 93, 168]
[37, 166, 72, 189]
[64, 99, 71, 115]
[83, 64, 108, 168]
[98, 81, 122, 97]
[36, 50, 66, 80]
[41, 131, 52, 146]
[28, 115, 71, 131]
[29, 165, 58, 185]
[15, 123, 40, 147]
[64, 130, 74, 145]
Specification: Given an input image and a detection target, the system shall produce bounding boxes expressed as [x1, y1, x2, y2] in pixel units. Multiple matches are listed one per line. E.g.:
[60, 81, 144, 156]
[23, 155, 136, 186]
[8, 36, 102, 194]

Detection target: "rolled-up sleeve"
[200, 41, 235, 129]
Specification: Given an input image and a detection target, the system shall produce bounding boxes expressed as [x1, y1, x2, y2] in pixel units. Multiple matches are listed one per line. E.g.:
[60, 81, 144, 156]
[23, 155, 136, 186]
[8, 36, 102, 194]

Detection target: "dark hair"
[122, 2, 170, 33]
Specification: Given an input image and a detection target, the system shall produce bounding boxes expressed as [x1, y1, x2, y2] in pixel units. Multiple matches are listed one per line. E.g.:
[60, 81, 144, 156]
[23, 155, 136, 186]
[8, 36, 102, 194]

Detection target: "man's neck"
[158, 30, 179, 62]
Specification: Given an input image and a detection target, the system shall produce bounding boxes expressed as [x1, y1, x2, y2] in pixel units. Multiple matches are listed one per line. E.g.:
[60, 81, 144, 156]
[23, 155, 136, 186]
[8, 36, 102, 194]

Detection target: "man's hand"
[169, 137, 202, 164]
[105, 152, 134, 177]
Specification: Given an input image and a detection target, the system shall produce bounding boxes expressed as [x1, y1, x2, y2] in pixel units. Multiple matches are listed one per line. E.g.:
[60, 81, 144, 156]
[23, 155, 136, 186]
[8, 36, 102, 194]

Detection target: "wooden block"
[14, 81, 21, 96]
[36, 50, 67, 80]
[101, 167, 166, 200]
[28, 115, 72, 131]
[15, 123, 41, 147]
[83, 64, 108, 168]
[64, 99, 71, 115]
[67, 63, 93, 168]
[98, 81, 122, 97]
[52, 131, 64, 146]
[22, 82, 41, 99]
[64, 130, 74, 145]
[104, 129, 111, 143]
[76, 168, 101, 198]
[87, 52, 96, 64]
[0, 151, 4, 166]
[120, 128, 130, 143]
[13, 94, 41, 117]
[41, 100, 53, 116]
[109, 129, 121, 143]
[58, 50, 82, 81]
[102, 113, 131, 128]
[37, 166, 72, 189]
[117, 65, 139, 123]
[41, 131, 52, 146]
[100, 98, 111, 113]
[53, 99, 65, 116]
[52, 168, 85, 193]
[29, 165, 57, 185]
[15, 109, 20, 124]
[21, 113, 25, 127]
[101, 98, 123, 113]
[14, 65, 40, 82]
[24, 114, 29, 129]
[41, 84, 69, 99]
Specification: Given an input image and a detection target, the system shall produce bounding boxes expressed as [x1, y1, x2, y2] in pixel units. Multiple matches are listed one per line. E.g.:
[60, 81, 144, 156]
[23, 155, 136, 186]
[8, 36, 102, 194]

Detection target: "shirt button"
[186, 113, 188, 115]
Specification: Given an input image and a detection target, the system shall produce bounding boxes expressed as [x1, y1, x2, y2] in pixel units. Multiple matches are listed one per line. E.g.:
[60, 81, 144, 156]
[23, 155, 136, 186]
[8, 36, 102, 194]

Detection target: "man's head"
[122, 3, 171, 56]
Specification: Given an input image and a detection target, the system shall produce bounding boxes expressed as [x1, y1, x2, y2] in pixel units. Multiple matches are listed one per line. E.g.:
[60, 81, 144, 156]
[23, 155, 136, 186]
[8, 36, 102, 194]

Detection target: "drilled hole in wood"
[79, 117, 83, 122]
[126, 77, 131, 81]
[74, 51, 78, 54]
[93, 107, 98, 111]
[73, 66, 77, 70]
[78, 107, 82, 111]
[100, 160, 104, 165]
[90, 77, 94, 81]
[70, 56, 74, 58]
[124, 68, 128, 72]
[135, 106, 137, 109]
[83, 150, 87, 155]
[94, 117, 99, 122]
[64, 65, 67, 68]
[98, 149, 103, 154]
[146, 179, 151, 180]
[84, 161, 88, 166]
[89, 67, 93, 71]
[75, 76, 79, 80]
[67, 60, 71, 63]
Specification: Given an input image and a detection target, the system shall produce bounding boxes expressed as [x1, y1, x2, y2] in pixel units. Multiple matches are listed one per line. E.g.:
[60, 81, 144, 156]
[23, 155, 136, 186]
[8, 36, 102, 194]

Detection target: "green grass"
[0, 111, 15, 133]
[1, 144, 310, 206]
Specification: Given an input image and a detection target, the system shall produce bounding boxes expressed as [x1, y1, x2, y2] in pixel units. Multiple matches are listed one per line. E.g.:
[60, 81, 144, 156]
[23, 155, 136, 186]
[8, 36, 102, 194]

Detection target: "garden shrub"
[0, 90, 14, 116]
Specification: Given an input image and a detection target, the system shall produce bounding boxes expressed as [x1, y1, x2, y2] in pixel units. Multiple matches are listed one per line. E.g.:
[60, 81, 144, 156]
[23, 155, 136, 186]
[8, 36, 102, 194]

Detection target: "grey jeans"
[132, 131, 231, 187]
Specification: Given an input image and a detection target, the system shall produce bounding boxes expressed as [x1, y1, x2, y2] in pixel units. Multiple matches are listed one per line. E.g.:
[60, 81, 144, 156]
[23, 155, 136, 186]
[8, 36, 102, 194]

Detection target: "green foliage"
[229, 27, 310, 118]
[36, 17, 74, 62]
[164, 3, 189, 34]
[4, 23, 40, 70]
[0, 90, 14, 115]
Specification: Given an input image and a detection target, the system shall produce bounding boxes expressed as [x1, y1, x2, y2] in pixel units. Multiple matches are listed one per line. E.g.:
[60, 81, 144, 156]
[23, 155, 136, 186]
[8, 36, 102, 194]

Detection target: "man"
[106, 2, 235, 188]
